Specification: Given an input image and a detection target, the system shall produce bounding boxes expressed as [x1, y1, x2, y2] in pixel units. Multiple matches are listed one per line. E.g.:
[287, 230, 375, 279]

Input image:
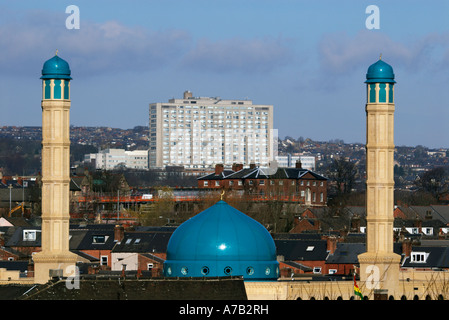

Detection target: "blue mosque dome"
[163, 200, 279, 281]
[41, 54, 72, 80]
[365, 58, 395, 84]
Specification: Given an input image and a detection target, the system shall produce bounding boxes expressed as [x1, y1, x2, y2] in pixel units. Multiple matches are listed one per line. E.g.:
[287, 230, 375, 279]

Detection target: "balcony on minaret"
[43, 79, 70, 100]
[367, 82, 394, 104]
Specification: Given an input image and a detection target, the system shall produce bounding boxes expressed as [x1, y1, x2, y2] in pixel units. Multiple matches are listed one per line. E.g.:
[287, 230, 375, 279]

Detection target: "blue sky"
[1, 0, 449, 148]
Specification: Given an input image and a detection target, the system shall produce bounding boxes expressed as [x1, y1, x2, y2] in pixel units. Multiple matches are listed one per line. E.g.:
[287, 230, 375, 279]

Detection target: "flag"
[354, 274, 364, 300]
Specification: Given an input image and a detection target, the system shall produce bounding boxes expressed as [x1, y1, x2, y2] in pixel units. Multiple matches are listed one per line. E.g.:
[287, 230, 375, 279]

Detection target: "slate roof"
[429, 206, 449, 224]
[70, 177, 83, 191]
[406, 205, 449, 224]
[0, 260, 28, 272]
[71, 251, 99, 262]
[326, 243, 403, 265]
[141, 252, 165, 264]
[274, 239, 329, 261]
[197, 170, 235, 180]
[5, 227, 41, 247]
[225, 167, 271, 179]
[401, 246, 449, 269]
[69, 224, 117, 251]
[70, 229, 117, 251]
[326, 243, 366, 264]
[298, 207, 358, 232]
[227, 167, 327, 181]
[112, 231, 172, 253]
[198, 166, 328, 181]
[281, 261, 313, 272]
[272, 233, 322, 241]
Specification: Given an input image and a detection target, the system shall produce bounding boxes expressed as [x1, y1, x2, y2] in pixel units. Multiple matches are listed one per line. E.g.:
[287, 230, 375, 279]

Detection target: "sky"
[1, 0, 449, 149]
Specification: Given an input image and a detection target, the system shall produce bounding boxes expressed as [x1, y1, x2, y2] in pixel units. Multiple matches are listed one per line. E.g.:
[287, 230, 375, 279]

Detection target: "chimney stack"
[326, 236, 337, 254]
[232, 163, 243, 172]
[215, 164, 224, 175]
[402, 238, 412, 257]
[114, 224, 125, 243]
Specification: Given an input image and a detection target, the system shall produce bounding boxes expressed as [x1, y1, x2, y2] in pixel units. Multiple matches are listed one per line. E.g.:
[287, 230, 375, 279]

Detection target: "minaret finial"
[220, 190, 225, 200]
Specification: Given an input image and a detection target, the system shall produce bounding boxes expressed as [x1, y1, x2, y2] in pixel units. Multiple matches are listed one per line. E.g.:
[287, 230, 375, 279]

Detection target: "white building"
[84, 149, 149, 170]
[149, 91, 276, 169]
[275, 155, 316, 171]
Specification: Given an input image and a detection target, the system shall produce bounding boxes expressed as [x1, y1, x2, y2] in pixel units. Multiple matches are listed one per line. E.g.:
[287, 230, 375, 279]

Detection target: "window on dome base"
[265, 267, 271, 275]
[224, 266, 232, 275]
[201, 266, 210, 275]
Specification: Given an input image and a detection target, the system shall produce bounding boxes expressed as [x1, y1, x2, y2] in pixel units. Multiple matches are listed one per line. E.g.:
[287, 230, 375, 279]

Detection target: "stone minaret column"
[358, 57, 401, 297]
[33, 53, 79, 284]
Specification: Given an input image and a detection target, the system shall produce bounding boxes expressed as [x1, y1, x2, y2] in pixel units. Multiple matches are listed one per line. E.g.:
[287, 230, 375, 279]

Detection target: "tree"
[327, 158, 357, 196]
[416, 167, 448, 202]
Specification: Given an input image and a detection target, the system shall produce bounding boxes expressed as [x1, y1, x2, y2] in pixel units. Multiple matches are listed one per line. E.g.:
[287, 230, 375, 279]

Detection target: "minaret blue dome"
[365, 58, 395, 84]
[41, 54, 72, 80]
[163, 200, 279, 281]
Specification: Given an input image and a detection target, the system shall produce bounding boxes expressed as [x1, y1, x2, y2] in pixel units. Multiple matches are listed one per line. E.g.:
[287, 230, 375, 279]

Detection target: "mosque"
[163, 196, 279, 280]
[1, 53, 449, 300]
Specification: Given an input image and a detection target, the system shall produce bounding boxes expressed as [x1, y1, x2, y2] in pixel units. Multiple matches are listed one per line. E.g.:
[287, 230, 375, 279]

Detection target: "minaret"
[33, 52, 79, 284]
[357, 57, 401, 297]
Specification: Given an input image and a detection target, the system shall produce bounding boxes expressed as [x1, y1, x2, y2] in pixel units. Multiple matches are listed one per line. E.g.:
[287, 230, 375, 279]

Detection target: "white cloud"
[0, 10, 191, 78]
[180, 36, 295, 74]
[317, 30, 449, 77]
[0, 9, 295, 79]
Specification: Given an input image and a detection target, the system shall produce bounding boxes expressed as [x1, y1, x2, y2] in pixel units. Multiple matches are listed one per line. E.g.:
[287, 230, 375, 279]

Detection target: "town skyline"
[1, 1, 449, 149]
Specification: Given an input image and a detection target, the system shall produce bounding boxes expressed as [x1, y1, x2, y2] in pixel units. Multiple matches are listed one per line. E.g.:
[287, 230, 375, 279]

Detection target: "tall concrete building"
[149, 91, 275, 169]
[33, 53, 79, 284]
[358, 58, 401, 295]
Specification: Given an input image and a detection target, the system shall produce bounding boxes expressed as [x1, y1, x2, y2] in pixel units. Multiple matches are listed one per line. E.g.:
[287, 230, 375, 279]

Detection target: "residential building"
[84, 149, 149, 170]
[149, 91, 275, 169]
[198, 162, 328, 206]
[111, 227, 173, 276]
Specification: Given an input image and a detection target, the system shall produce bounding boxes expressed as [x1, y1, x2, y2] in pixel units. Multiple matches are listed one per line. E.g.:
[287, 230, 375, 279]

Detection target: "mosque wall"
[245, 271, 449, 300]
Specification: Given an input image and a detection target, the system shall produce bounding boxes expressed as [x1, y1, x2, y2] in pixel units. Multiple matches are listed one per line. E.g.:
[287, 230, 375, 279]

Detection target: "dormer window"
[23, 230, 37, 241]
[92, 235, 108, 244]
[411, 252, 428, 263]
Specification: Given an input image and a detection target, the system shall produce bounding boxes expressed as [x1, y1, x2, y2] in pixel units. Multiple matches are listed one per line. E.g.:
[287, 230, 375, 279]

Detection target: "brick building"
[198, 162, 328, 206]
